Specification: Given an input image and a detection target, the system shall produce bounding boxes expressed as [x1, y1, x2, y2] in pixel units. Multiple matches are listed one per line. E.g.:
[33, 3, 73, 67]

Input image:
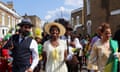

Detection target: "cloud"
[44, 15, 52, 20]
[44, 6, 73, 22]
[44, 0, 84, 22]
[64, 0, 83, 7]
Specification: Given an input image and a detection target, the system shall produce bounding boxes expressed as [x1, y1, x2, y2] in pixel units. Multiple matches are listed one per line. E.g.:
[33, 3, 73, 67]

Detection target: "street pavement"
[40, 64, 88, 72]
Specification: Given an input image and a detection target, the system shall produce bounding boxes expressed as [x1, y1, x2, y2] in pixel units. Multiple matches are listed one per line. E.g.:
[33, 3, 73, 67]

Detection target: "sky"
[2, 0, 83, 23]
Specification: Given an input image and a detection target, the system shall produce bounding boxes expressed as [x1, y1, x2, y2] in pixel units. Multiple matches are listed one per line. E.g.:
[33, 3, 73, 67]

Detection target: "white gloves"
[66, 54, 73, 60]
[113, 52, 120, 58]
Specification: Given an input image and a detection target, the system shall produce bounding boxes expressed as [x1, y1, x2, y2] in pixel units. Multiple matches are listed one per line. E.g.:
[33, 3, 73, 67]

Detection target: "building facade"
[0, 1, 21, 38]
[84, 0, 120, 36]
[71, 7, 85, 35]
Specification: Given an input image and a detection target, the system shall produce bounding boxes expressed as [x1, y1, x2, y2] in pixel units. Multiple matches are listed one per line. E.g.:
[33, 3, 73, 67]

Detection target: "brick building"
[71, 7, 85, 35]
[84, 0, 120, 36]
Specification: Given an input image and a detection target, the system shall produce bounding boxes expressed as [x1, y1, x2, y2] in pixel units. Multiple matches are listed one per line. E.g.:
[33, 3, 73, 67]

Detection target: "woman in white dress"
[43, 22, 68, 72]
[87, 23, 120, 72]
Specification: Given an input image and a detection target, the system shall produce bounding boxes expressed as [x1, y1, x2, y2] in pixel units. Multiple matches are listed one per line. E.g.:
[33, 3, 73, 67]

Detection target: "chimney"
[7, 1, 13, 9]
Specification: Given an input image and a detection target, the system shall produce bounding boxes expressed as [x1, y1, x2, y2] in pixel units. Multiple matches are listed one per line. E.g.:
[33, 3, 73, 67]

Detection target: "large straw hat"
[44, 22, 66, 36]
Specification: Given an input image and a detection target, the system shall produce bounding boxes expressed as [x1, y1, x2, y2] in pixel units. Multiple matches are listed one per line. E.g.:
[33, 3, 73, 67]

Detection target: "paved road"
[40, 65, 88, 72]
[40, 69, 88, 72]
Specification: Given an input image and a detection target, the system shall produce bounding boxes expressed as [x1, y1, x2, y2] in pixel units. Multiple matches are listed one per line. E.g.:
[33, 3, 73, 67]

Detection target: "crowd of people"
[0, 18, 120, 72]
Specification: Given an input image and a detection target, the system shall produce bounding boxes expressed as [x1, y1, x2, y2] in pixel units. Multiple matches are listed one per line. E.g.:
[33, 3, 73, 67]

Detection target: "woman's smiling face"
[102, 28, 112, 40]
[50, 26, 60, 39]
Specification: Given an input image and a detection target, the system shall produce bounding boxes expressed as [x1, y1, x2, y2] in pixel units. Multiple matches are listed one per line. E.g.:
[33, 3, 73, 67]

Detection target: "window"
[0, 12, 2, 24]
[2, 13, 5, 26]
[86, 0, 90, 15]
[111, 9, 120, 15]
[71, 17, 74, 25]
[2, 29, 5, 35]
[76, 16, 80, 24]
[8, 16, 10, 27]
[87, 20, 92, 35]
[101, 0, 108, 9]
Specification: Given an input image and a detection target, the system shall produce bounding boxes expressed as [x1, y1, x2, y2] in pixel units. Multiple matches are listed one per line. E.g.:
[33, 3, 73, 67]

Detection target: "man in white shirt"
[3, 18, 39, 72]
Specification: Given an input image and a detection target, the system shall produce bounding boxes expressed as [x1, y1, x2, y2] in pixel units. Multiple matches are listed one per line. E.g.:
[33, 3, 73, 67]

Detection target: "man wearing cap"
[3, 18, 39, 72]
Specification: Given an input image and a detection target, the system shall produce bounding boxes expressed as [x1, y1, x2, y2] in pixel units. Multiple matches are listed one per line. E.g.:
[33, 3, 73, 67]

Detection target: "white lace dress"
[43, 39, 68, 72]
